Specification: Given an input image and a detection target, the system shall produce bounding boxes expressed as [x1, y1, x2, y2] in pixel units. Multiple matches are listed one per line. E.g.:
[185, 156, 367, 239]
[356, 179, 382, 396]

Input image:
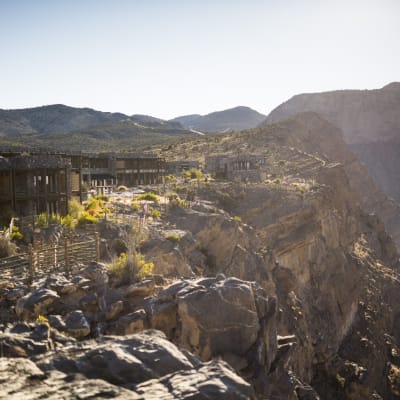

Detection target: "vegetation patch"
[137, 192, 159, 203]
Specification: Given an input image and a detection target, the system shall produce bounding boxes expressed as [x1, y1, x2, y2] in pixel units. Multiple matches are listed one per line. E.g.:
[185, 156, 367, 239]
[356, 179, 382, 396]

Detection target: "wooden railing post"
[64, 238, 69, 274]
[53, 240, 57, 269]
[95, 232, 100, 262]
[28, 244, 34, 285]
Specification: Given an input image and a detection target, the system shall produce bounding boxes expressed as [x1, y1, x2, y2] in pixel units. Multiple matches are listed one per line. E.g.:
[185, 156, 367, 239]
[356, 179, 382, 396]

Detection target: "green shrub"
[182, 168, 203, 181]
[109, 252, 128, 280]
[68, 199, 84, 218]
[96, 194, 109, 202]
[36, 315, 50, 327]
[61, 214, 76, 230]
[77, 211, 98, 226]
[166, 174, 176, 182]
[49, 213, 61, 225]
[35, 212, 48, 227]
[132, 202, 140, 212]
[336, 374, 345, 388]
[232, 215, 242, 223]
[10, 225, 23, 240]
[151, 208, 161, 219]
[109, 252, 154, 283]
[135, 253, 154, 279]
[166, 234, 180, 242]
[137, 192, 159, 203]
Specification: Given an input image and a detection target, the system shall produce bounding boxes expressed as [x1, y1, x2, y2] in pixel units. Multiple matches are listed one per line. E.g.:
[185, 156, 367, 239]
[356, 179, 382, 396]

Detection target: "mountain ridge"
[264, 82, 400, 203]
[171, 106, 266, 132]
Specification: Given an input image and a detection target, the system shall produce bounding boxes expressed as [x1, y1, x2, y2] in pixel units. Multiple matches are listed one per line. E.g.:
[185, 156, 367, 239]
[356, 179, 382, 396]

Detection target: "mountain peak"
[382, 82, 400, 91]
[171, 106, 266, 132]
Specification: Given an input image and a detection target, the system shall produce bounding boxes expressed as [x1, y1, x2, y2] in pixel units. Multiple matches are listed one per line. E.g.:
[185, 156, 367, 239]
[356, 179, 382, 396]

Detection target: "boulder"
[3, 330, 254, 399]
[36, 330, 194, 385]
[0, 322, 53, 357]
[81, 262, 109, 286]
[143, 237, 195, 278]
[125, 279, 155, 298]
[135, 359, 255, 399]
[114, 309, 147, 335]
[15, 288, 59, 320]
[149, 301, 177, 339]
[64, 310, 90, 338]
[177, 277, 260, 360]
[105, 300, 124, 320]
[0, 358, 140, 399]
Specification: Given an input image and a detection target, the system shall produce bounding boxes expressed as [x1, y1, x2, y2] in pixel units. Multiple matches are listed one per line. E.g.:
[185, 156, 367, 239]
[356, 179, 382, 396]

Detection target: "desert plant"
[68, 198, 84, 219]
[109, 252, 128, 280]
[132, 202, 140, 212]
[109, 250, 154, 284]
[96, 194, 109, 202]
[35, 212, 48, 227]
[10, 225, 23, 240]
[77, 211, 98, 226]
[150, 208, 161, 219]
[166, 233, 180, 242]
[61, 214, 76, 230]
[36, 315, 50, 327]
[137, 192, 159, 203]
[134, 253, 154, 279]
[182, 168, 203, 182]
[49, 213, 61, 225]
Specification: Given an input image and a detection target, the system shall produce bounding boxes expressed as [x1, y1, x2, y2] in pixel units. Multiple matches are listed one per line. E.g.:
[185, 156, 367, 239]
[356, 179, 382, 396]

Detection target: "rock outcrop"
[0, 329, 254, 399]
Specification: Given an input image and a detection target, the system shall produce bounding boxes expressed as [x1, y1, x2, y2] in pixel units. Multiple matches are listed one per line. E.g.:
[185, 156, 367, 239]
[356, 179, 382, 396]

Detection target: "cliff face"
[265, 112, 400, 251]
[156, 113, 400, 397]
[264, 83, 400, 204]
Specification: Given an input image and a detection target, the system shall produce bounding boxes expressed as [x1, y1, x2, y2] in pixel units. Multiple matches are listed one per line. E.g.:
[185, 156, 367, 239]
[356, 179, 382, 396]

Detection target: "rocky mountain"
[264, 82, 400, 202]
[158, 112, 400, 397]
[3, 110, 400, 398]
[0, 105, 195, 151]
[0, 104, 127, 135]
[171, 106, 266, 132]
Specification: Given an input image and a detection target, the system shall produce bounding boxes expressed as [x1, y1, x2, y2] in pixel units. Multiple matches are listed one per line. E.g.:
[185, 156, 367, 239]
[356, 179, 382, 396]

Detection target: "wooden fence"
[0, 234, 100, 284]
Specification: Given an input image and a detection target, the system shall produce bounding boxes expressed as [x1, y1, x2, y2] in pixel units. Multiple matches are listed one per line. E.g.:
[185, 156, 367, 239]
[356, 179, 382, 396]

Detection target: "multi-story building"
[0, 149, 165, 218]
[205, 154, 268, 182]
[0, 154, 70, 218]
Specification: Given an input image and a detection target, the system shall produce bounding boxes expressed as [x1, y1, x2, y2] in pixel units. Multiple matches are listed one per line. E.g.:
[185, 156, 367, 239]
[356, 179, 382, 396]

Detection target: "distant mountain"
[171, 106, 266, 132]
[0, 104, 195, 151]
[264, 83, 400, 202]
[0, 104, 128, 135]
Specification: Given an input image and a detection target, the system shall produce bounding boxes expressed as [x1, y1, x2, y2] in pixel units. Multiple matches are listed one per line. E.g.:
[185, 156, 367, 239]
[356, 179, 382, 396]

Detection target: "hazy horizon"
[1, 0, 399, 119]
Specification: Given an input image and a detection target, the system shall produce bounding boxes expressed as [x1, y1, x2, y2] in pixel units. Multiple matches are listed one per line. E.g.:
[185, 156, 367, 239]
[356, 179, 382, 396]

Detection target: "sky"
[0, 0, 399, 119]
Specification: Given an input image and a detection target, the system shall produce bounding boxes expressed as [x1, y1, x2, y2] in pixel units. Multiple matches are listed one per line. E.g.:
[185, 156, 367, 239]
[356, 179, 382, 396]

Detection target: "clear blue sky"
[1, 0, 399, 119]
